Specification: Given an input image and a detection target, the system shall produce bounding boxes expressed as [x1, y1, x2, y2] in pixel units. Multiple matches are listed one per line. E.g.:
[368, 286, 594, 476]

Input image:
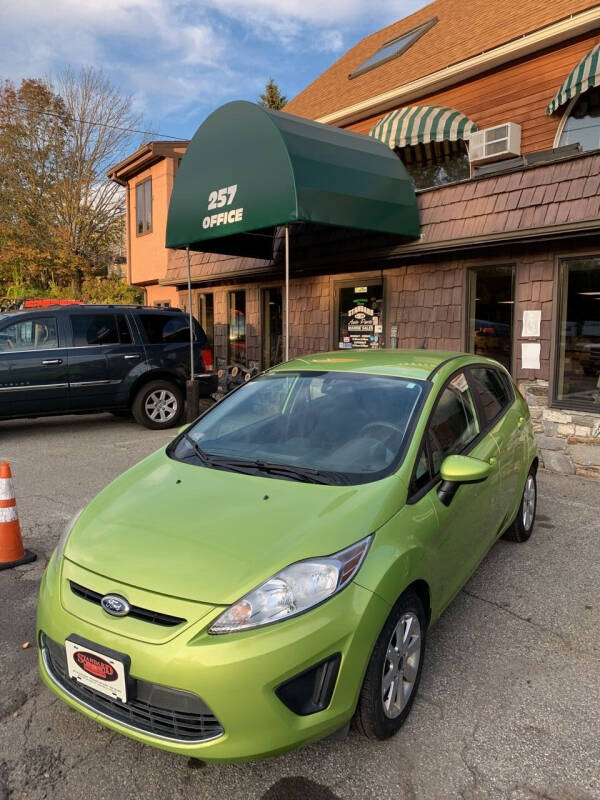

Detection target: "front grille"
[69, 581, 186, 627]
[41, 633, 223, 743]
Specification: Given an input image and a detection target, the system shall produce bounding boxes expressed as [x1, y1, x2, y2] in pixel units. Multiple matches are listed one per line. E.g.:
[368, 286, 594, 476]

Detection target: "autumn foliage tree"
[0, 69, 141, 299]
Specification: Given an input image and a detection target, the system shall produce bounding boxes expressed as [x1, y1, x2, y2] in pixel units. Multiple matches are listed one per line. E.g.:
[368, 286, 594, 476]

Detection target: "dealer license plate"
[65, 639, 128, 703]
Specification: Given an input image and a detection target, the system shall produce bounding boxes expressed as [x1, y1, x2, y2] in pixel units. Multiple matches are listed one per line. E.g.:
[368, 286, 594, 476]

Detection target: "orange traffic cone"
[0, 462, 36, 570]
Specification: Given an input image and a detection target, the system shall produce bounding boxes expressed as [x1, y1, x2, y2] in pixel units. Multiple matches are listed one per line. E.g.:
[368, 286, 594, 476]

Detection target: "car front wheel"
[354, 590, 426, 740]
[132, 380, 184, 430]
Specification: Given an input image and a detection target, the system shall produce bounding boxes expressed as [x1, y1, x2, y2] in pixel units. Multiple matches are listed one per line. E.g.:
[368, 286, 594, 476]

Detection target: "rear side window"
[116, 313, 133, 344]
[0, 316, 58, 352]
[469, 367, 511, 425]
[71, 314, 120, 346]
[138, 313, 205, 345]
[428, 372, 479, 474]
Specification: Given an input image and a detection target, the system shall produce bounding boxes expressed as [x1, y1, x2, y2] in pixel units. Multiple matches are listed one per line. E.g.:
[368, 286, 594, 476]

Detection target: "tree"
[259, 79, 287, 111]
[0, 69, 141, 296]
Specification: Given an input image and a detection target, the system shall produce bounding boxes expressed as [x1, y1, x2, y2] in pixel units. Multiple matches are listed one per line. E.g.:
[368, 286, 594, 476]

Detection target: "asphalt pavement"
[0, 413, 599, 800]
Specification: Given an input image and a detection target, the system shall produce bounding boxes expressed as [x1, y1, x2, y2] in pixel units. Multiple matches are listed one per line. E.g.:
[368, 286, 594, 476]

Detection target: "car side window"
[70, 314, 119, 346]
[427, 372, 480, 475]
[116, 314, 133, 344]
[469, 367, 511, 425]
[0, 317, 59, 352]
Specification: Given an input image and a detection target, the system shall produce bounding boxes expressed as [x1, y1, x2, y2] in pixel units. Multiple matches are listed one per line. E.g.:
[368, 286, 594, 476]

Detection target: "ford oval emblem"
[100, 594, 130, 617]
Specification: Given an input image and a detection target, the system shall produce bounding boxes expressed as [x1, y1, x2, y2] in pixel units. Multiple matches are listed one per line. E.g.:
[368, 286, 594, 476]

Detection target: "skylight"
[349, 18, 438, 79]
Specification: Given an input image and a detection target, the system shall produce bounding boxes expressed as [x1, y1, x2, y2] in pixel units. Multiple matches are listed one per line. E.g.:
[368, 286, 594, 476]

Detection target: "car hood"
[65, 449, 407, 604]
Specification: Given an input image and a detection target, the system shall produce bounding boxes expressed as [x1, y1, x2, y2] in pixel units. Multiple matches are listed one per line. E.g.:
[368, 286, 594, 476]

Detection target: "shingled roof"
[285, 0, 600, 121]
[163, 151, 600, 285]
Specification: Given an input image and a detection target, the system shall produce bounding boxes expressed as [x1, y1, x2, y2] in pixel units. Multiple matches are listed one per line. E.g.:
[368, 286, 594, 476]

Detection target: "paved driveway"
[0, 414, 598, 800]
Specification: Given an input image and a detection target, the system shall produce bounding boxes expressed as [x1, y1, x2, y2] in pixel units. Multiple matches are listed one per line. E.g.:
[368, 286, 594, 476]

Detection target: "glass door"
[262, 287, 283, 368]
[338, 283, 384, 350]
[467, 266, 515, 370]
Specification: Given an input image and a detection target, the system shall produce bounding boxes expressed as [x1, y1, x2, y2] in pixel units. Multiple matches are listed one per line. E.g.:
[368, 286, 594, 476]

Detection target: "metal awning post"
[285, 225, 290, 362]
[185, 245, 199, 422]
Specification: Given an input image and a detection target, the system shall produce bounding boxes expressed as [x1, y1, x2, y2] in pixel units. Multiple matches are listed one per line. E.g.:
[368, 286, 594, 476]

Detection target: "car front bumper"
[37, 556, 390, 762]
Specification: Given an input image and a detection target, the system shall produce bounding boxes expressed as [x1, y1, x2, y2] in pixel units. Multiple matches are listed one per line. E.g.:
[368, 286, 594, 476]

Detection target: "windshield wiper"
[206, 457, 342, 485]
[182, 433, 212, 465]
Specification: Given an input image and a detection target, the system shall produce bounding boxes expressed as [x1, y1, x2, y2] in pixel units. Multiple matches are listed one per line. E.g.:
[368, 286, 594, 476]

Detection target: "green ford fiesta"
[37, 350, 538, 761]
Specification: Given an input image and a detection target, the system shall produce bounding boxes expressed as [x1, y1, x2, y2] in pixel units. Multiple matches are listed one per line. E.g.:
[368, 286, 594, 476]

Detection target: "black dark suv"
[0, 305, 216, 429]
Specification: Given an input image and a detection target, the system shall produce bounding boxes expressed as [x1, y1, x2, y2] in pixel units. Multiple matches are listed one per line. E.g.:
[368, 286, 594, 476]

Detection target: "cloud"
[0, 0, 426, 137]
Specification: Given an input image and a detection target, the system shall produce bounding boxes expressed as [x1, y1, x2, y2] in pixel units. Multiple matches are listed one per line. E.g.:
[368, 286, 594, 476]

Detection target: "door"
[410, 371, 501, 610]
[337, 282, 384, 350]
[467, 266, 515, 370]
[262, 287, 282, 368]
[68, 312, 135, 410]
[0, 314, 69, 416]
[468, 366, 524, 529]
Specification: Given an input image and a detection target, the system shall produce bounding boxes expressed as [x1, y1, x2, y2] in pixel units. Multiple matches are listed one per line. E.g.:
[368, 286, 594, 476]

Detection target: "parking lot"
[0, 414, 599, 800]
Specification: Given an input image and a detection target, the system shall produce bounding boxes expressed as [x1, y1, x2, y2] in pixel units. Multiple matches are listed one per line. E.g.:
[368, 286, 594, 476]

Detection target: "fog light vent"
[275, 653, 341, 716]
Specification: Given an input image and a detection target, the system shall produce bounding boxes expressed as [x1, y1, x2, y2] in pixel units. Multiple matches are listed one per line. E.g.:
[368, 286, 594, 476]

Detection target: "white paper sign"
[521, 342, 541, 370]
[522, 309, 542, 338]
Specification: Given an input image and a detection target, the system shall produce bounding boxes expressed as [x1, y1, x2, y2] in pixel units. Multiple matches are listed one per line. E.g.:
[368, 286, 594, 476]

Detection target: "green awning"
[369, 105, 478, 149]
[547, 43, 600, 115]
[166, 101, 419, 258]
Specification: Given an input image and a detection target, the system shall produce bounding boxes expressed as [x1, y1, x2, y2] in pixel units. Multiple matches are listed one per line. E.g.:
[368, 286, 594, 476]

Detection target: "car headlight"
[209, 535, 373, 634]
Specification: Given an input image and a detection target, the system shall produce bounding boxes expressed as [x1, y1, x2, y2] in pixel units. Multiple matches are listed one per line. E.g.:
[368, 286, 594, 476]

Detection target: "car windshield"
[169, 371, 427, 484]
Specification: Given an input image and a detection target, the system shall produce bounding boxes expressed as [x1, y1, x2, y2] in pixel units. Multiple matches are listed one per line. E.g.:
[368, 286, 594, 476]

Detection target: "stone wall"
[520, 379, 600, 479]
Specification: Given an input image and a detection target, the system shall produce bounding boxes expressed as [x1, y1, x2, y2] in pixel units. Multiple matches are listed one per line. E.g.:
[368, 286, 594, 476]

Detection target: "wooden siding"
[347, 32, 600, 155]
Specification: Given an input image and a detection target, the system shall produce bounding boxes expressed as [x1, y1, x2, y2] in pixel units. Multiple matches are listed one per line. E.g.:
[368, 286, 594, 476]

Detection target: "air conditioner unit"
[468, 123, 522, 164]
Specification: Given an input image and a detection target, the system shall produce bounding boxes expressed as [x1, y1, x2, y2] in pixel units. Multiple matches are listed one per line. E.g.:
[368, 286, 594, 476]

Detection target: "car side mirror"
[437, 455, 492, 507]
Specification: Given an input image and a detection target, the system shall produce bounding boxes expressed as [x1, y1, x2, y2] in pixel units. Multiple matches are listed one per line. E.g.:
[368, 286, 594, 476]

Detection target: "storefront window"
[338, 284, 384, 350]
[197, 293, 214, 347]
[555, 258, 600, 410]
[397, 140, 470, 191]
[228, 290, 246, 365]
[262, 287, 282, 368]
[467, 266, 514, 370]
[558, 86, 600, 152]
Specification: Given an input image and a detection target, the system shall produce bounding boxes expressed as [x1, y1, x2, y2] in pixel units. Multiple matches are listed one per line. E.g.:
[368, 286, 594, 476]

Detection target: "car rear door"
[67, 311, 135, 410]
[136, 311, 204, 381]
[0, 314, 69, 416]
[101, 312, 146, 406]
[408, 371, 502, 611]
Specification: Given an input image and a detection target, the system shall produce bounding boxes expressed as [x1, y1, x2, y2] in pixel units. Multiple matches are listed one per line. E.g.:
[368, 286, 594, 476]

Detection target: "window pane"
[228, 291, 246, 364]
[468, 266, 514, 370]
[412, 445, 433, 492]
[350, 19, 436, 77]
[556, 258, 600, 409]
[0, 317, 58, 351]
[338, 284, 384, 350]
[559, 86, 600, 152]
[428, 372, 479, 474]
[144, 179, 152, 231]
[262, 287, 282, 367]
[398, 140, 470, 190]
[198, 293, 214, 347]
[116, 314, 132, 344]
[136, 183, 144, 234]
[470, 367, 510, 424]
[138, 313, 190, 344]
[71, 314, 119, 346]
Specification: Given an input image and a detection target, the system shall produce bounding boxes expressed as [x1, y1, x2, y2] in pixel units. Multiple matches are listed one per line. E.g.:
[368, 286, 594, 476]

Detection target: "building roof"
[163, 150, 600, 285]
[107, 141, 189, 184]
[284, 0, 600, 122]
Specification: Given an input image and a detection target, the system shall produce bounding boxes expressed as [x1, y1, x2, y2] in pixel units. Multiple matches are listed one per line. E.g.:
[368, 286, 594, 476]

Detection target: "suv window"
[428, 372, 479, 474]
[71, 314, 120, 346]
[469, 367, 511, 425]
[0, 316, 58, 352]
[138, 313, 203, 345]
[116, 313, 133, 344]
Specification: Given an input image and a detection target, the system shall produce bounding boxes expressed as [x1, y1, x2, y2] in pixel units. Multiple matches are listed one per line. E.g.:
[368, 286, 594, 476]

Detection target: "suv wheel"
[353, 590, 426, 740]
[132, 380, 183, 430]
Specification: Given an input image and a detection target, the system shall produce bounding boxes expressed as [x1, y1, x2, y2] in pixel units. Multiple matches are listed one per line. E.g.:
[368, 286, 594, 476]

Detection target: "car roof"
[0, 305, 182, 320]
[271, 349, 494, 381]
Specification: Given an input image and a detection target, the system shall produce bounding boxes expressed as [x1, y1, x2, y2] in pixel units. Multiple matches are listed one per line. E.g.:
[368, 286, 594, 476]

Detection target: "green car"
[37, 350, 538, 761]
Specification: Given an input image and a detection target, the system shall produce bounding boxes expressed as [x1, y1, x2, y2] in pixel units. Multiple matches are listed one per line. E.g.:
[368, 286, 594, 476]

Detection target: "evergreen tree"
[259, 79, 287, 111]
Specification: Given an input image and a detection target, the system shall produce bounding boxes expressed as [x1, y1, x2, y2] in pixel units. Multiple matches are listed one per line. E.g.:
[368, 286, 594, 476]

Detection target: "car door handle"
[517, 416, 526, 429]
[41, 359, 62, 365]
[123, 354, 141, 360]
[488, 457, 497, 466]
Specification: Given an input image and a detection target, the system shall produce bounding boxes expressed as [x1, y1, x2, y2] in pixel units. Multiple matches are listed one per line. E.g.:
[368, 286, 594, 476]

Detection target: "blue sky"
[0, 0, 426, 141]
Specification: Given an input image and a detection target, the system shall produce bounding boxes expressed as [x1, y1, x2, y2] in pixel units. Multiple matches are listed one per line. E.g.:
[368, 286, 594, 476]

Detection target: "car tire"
[502, 468, 537, 543]
[132, 380, 184, 430]
[353, 590, 426, 740]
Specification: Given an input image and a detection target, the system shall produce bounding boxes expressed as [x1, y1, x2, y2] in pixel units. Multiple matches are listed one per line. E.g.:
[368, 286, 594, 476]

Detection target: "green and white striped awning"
[369, 105, 478, 149]
[547, 43, 600, 115]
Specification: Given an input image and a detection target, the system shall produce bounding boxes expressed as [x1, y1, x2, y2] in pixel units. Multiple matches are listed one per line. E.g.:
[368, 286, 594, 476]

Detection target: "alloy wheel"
[381, 612, 421, 719]
[144, 389, 178, 424]
[522, 474, 536, 531]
